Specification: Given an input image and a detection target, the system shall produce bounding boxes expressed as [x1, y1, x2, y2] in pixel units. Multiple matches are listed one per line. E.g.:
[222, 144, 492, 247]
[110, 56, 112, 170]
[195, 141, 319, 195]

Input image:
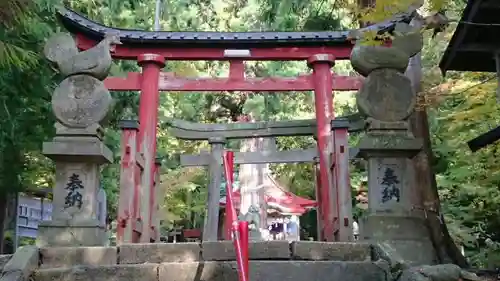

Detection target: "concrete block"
[34, 264, 158, 281]
[362, 215, 430, 241]
[0, 255, 12, 270]
[1, 246, 39, 281]
[118, 243, 200, 264]
[371, 240, 438, 266]
[202, 241, 290, 261]
[291, 241, 371, 261]
[0, 271, 23, 281]
[40, 247, 117, 268]
[159, 260, 388, 281]
[36, 220, 106, 247]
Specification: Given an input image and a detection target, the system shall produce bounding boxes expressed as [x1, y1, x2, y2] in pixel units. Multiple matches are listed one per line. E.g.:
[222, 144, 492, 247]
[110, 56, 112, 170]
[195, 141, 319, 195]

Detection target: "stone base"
[35, 261, 389, 281]
[43, 137, 113, 164]
[360, 214, 437, 266]
[36, 219, 107, 247]
[357, 135, 423, 158]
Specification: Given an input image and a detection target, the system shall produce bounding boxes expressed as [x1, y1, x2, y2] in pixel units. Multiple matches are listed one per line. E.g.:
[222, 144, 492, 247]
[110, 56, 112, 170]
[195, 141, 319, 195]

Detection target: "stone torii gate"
[168, 118, 363, 241]
[55, 6, 412, 242]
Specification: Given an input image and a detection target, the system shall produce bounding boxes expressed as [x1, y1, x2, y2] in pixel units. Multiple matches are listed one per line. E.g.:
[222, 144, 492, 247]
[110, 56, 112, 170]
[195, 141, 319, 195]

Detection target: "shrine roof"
[440, 0, 500, 74]
[219, 175, 316, 215]
[57, 7, 413, 48]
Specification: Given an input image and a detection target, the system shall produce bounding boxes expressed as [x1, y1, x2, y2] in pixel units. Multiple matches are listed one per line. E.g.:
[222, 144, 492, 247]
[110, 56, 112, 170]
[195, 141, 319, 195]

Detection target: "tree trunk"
[405, 17, 468, 268]
[0, 193, 8, 254]
[409, 102, 468, 267]
[4, 193, 17, 253]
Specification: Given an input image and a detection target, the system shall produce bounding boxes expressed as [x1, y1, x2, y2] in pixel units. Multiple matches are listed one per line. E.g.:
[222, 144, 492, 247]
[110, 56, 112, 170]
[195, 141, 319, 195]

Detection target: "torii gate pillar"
[137, 54, 165, 242]
[308, 54, 336, 242]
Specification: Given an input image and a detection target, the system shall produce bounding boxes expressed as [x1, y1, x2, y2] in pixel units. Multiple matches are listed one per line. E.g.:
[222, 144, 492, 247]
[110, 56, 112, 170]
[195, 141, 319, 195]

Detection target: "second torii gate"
[168, 118, 362, 241]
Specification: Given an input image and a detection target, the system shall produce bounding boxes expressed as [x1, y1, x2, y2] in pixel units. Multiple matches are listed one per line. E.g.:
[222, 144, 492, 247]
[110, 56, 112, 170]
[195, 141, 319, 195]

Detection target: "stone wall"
[34, 241, 387, 281]
[38, 241, 372, 266]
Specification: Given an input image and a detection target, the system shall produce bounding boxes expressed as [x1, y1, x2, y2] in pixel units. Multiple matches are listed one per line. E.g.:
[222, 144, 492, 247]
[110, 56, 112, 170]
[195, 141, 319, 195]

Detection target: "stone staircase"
[28, 241, 390, 281]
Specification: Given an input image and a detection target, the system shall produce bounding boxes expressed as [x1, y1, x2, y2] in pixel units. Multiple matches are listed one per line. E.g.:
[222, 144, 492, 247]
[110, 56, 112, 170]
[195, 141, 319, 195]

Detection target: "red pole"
[223, 151, 248, 281]
[223, 151, 236, 240]
[137, 54, 165, 242]
[238, 221, 249, 281]
[308, 54, 336, 242]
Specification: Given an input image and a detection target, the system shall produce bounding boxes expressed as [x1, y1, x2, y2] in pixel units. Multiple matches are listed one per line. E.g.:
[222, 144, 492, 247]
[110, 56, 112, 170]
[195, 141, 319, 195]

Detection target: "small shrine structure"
[219, 174, 316, 241]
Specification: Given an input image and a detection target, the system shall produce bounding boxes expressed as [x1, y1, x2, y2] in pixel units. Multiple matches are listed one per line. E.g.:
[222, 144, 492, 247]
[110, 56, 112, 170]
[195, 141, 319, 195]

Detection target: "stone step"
[0, 254, 12, 270]
[34, 261, 388, 281]
[39, 241, 371, 268]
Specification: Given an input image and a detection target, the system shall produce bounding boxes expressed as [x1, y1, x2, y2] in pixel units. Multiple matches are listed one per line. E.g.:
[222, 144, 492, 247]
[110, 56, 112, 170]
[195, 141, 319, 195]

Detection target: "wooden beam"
[166, 118, 364, 140]
[467, 125, 500, 152]
[77, 35, 354, 60]
[104, 72, 363, 92]
[479, 1, 500, 9]
[168, 119, 315, 140]
[456, 43, 500, 54]
[180, 148, 359, 166]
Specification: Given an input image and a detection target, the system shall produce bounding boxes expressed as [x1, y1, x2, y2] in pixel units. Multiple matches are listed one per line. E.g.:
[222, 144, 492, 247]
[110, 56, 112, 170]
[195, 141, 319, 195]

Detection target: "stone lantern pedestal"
[37, 32, 119, 246]
[350, 24, 438, 265]
[37, 125, 112, 247]
[357, 120, 437, 265]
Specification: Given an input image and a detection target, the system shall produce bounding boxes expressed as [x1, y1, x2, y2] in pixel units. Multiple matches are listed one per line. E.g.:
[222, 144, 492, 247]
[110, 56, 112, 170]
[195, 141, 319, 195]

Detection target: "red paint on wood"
[117, 126, 139, 244]
[332, 126, 352, 241]
[133, 161, 141, 226]
[104, 72, 362, 92]
[183, 228, 202, 238]
[223, 151, 236, 240]
[309, 54, 336, 242]
[75, 34, 353, 60]
[137, 54, 165, 242]
[149, 162, 161, 242]
[229, 60, 245, 79]
[132, 218, 142, 243]
[314, 161, 323, 241]
[238, 221, 249, 281]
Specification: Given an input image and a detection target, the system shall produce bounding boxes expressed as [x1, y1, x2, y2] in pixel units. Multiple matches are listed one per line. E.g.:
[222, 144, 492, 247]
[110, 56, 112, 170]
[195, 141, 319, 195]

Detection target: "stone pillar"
[38, 32, 118, 246]
[351, 25, 437, 265]
[97, 188, 107, 228]
[203, 137, 225, 241]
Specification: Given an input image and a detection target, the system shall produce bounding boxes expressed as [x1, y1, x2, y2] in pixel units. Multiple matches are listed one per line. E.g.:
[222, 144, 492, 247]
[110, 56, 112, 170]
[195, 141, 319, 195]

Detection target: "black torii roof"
[57, 7, 414, 48]
[439, 0, 500, 74]
[439, 0, 500, 152]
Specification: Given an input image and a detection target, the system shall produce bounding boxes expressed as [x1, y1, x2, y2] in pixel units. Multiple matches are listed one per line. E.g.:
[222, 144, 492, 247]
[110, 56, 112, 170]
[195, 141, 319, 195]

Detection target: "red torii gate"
[56, 7, 403, 242]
